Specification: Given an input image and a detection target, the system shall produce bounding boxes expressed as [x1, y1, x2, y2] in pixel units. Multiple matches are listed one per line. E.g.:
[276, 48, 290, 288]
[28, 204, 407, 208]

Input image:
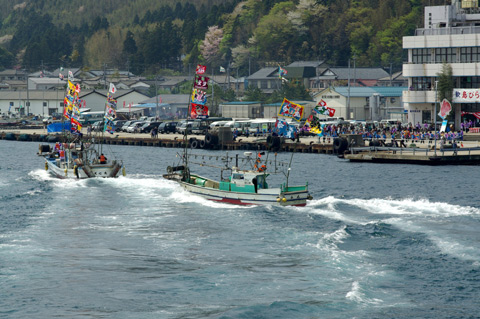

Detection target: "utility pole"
[389, 62, 393, 87]
[155, 75, 159, 119]
[347, 59, 351, 121]
[353, 54, 356, 89]
[103, 63, 107, 90]
[434, 80, 439, 157]
[25, 68, 30, 116]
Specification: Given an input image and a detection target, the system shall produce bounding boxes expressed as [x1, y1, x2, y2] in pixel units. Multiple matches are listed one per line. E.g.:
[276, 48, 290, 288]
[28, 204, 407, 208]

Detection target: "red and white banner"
[453, 89, 480, 103]
[190, 103, 208, 119]
[195, 64, 206, 75]
[461, 111, 480, 120]
[438, 99, 452, 119]
[194, 76, 209, 90]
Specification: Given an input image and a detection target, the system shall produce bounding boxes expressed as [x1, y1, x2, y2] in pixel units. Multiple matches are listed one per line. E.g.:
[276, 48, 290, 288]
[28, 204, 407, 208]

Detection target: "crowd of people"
[306, 121, 467, 144]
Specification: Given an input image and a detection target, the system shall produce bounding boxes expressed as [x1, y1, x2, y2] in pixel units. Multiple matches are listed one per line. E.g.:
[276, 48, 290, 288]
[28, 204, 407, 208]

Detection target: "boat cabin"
[219, 169, 269, 193]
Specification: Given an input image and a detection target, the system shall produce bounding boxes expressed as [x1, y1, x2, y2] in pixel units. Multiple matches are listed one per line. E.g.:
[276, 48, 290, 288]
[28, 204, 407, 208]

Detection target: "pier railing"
[350, 146, 480, 156]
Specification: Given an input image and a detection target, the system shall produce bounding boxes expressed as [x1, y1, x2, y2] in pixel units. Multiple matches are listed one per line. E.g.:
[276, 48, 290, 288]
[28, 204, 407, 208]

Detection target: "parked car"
[42, 116, 53, 125]
[92, 121, 104, 132]
[113, 120, 127, 132]
[121, 120, 138, 132]
[139, 121, 162, 133]
[176, 121, 192, 135]
[126, 121, 146, 133]
[158, 121, 177, 134]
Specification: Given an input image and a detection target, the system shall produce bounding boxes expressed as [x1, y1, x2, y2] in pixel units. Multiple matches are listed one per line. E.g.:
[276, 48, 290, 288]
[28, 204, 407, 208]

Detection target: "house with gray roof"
[311, 67, 391, 90]
[0, 69, 27, 82]
[377, 71, 407, 87]
[0, 90, 66, 117]
[246, 61, 330, 95]
[28, 77, 66, 90]
[246, 67, 283, 94]
[287, 60, 329, 76]
[0, 88, 150, 117]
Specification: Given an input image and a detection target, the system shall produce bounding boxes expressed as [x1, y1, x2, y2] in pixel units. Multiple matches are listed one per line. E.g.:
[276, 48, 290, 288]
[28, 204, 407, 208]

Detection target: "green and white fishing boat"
[163, 151, 312, 206]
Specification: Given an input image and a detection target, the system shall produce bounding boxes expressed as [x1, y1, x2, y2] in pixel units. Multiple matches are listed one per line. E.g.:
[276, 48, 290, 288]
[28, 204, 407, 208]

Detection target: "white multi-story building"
[403, 0, 480, 128]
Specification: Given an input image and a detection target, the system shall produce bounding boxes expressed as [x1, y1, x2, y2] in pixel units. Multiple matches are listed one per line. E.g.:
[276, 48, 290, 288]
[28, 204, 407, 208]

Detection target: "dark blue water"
[1, 140, 479, 318]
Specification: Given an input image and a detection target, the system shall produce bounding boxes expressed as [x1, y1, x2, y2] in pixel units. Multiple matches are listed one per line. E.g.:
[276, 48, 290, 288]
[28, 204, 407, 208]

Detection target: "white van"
[379, 119, 399, 127]
[209, 121, 230, 133]
[230, 120, 251, 135]
[249, 119, 277, 135]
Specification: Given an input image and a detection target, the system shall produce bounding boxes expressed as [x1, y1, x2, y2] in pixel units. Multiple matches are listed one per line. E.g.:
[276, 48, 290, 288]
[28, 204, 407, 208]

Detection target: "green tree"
[0, 46, 15, 69]
[253, 2, 297, 61]
[243, 85, 266, 102]
[267, 81, 311, 103]
[437, 62, 454, 102]
[123, 31, 138, 55]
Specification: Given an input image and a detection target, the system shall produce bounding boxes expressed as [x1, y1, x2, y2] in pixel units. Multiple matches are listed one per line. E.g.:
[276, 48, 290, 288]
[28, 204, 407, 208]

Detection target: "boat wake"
[303, 196, 480, 263]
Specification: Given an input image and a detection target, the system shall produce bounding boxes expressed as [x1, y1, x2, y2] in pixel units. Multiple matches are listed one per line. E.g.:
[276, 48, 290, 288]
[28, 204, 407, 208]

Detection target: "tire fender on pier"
[333, 137, 348, 154]
[190, 139, 199, 149]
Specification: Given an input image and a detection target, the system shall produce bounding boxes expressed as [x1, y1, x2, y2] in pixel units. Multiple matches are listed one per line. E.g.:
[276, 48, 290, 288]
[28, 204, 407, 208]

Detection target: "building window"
[460, 47, 480, 63]
[412, 48, 431, 63]
[43, 102, 47, 107]
[435, 48, 456, 63]
[459, 76, 480, 88]
[9, 102, 14, 106]
[411, 77, 432, 91]
[422, 110, 431, 123]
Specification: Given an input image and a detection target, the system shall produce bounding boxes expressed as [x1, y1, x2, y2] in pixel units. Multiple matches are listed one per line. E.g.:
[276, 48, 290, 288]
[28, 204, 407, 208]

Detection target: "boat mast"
[285, 148, 295, 189]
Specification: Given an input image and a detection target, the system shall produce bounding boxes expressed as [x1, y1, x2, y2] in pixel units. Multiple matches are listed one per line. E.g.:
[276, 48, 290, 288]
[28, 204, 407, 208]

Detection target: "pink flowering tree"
[200, 26, 224, 69]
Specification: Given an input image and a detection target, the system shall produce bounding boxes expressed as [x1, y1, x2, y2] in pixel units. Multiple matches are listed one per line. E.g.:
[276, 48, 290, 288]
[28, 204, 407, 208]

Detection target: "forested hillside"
[0, 0, 448, 77]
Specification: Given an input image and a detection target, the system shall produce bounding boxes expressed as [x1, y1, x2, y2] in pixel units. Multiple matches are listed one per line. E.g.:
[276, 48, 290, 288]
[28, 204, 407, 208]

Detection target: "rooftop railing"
[415, 25, 480, 36]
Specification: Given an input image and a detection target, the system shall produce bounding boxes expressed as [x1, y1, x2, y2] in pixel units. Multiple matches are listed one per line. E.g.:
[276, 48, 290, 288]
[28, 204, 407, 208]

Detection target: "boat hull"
[174, 179, 309, 207]
[45, 158, 123, 179]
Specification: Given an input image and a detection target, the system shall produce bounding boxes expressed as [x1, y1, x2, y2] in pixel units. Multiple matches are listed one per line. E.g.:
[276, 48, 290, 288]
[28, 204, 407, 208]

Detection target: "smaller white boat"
[38, 140, 124, 179]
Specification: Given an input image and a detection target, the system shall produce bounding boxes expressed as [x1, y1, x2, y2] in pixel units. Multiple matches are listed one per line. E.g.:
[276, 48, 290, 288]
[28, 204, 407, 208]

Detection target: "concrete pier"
[4, 128, 480, 164]
[0, 129, 335, 154]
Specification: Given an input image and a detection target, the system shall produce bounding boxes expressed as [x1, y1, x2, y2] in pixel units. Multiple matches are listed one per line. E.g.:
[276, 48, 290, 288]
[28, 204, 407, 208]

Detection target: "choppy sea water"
[1, 140, 479, 319]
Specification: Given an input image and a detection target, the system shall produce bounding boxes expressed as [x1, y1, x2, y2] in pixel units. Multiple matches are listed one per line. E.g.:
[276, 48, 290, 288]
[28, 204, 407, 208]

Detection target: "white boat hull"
[177, 180, 309, 206]
[45, 158, 123, 179]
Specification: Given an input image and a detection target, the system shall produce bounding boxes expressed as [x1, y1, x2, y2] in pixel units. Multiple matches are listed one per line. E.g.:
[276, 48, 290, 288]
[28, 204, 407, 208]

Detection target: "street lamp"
[154, 75, 160, 119]
[434, 80, 438, 157]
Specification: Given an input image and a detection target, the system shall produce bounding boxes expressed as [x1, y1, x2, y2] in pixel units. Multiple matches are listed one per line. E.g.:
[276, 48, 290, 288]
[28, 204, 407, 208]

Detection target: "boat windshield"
[256, 175, 267, 189]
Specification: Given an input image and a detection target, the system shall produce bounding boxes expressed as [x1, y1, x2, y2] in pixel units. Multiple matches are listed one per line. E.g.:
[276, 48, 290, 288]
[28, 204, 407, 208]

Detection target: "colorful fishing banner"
[278, 66, 287, 79]
[63, 82, 82, 134]
[278, 98, 304, 121]
[304, 114, 324, 136]
[440, 119, 448, 132]
[314, 99, 336, 117]
[438, 98, 452, 119]
[104, 91, 117, 134]
[190, 103, 208, 119]
[191, 88, 207, 105]
[109, 83, 117, 94]
[194, 76, 209, 90]
[64, 80, 79, 121]
[274, 119, 297, 138]
[196, 64, 206, 75]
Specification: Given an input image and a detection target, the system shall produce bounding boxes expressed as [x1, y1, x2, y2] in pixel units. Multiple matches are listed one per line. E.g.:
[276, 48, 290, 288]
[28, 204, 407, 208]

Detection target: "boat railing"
[350, 146, 480, 156]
